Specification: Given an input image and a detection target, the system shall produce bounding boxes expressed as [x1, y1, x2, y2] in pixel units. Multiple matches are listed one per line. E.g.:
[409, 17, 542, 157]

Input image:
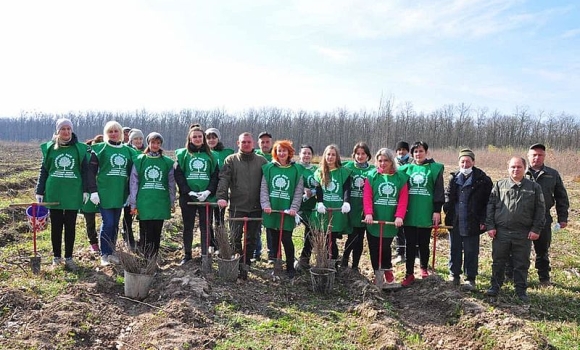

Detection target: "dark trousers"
[342, 226, 365, 268]
[366, 233, 394, 271]
[395, 227, 406, 256]
[267, 228, 296, 272]
[122, 205, 135, 249]
[403, 226, 431, 275]
[299, 216, 314, 262]
[50, 209, 77, 259]
[83, 212, 98, 245]
[505, 217, 552, 281]
[179, 196, 209, 255]
[139, 219, 164, 258]
[491, 230, 532, 294]
[448, 229, 480, 281]
[229, 211, 261, 265]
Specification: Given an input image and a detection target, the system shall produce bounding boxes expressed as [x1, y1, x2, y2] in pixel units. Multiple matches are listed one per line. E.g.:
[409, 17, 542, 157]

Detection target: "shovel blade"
[273, 259, 283, 276]
[30, 256, 41, 275]
[201, 254, 213, 274]
[374, 270, 384, 288]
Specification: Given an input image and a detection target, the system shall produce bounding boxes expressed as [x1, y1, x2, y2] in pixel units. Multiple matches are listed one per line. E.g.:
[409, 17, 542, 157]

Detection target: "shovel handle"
[227, 217, 263, 222]
[187, 202, 220, 206]
[9, 202, 60, 207]
[361, 220, 453, 230]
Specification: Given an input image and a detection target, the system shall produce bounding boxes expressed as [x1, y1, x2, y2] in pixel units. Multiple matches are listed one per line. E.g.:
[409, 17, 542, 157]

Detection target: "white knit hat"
[55, 118, 73, 133]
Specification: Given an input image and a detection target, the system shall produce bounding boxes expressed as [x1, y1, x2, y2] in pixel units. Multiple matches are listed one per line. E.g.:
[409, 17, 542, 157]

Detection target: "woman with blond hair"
[89, 121, 138, 266]
[260, 140, 304, 278]
[311, 144, 352, 262]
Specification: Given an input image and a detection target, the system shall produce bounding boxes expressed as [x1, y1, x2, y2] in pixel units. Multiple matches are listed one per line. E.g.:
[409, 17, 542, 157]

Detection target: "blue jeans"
[448, 230, 480, 280]
[99, 207, 122, 256]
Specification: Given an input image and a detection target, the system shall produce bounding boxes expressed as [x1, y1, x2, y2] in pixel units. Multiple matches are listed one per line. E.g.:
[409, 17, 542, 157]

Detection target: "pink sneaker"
[384, 269, 395, 284]
[402, 274, 415, 287]
[421, 268, 429, 278]
[90, 244, 100, 253]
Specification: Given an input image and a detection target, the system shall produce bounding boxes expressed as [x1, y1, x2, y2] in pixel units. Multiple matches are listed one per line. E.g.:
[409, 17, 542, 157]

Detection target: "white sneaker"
[100, 255, 110, 266]
[107, 254, 120, 264]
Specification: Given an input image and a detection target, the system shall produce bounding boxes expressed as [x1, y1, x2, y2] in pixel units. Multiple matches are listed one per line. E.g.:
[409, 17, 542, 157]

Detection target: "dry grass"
[215, 224, 235, 259]
[116, 243, 157, 275]
[309, 222, 333, 269]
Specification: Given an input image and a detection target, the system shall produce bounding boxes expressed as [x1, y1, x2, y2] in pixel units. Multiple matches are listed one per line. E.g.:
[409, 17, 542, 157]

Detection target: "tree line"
[1, 101, 578, 153]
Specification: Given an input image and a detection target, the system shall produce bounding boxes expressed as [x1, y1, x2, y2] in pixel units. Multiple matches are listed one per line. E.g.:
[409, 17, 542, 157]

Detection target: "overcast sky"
[1, 0, 578, 117]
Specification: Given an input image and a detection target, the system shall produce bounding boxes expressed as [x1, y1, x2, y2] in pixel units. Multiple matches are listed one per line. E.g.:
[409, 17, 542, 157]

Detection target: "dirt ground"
[0, 142, 551, 349]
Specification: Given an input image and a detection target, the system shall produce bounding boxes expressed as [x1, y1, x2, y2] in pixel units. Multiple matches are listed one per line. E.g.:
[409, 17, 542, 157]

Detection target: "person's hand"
[559, 222, 567, 229]
[341, 202, 351, 214]
[264, 207, 272, 214]
[364, 214, 373, 224]
[130, 208, 138, 215]
[217, 199, 228, 208]
[196, 190, 211, 202]
[316, 202, 326, 214]
[432, 212, 441, 226]
[286, 209, 297, 216]
[528, 231, 540, 240]
[188, 191, 198, 200]
[487, 229, 496, 238]
[90, 192, 100, 205]
[83, 193, 89, 204]
[35, 194, 43, 203]
[394, 217, 403, 227]
[294, 213, 302, 225]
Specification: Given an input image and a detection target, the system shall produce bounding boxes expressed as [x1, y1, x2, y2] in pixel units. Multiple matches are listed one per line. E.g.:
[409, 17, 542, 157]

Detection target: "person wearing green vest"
[88, 121, 137, 266]
[175, 124, 219, 265]
[205, 127, 234, 252]
[342, 142, 375, 272]
[260, 140, 304, 279]
[35, 118, 93, 271]
[398, 141, 445, 287]
[363, 148, 409, 285]
[129, 132, 176, 258]
[81, 134, 104, 253]
[312, 144, 352, 263]
[295, 145, 318, 270]
[254, 131, 273, 261]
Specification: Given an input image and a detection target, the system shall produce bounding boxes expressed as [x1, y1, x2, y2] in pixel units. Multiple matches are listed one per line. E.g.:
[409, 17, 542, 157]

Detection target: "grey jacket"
[525, 165, 569, 223]
[486, 177, 546, 234]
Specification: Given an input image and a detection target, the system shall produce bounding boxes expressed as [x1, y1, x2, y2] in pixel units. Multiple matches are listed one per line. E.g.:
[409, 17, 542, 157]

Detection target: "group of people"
[36, 119, 569, 302]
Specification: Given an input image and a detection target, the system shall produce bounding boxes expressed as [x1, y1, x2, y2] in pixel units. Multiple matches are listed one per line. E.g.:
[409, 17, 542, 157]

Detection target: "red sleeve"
[363, 178, 374, 216]
[395, 183, 409, 219]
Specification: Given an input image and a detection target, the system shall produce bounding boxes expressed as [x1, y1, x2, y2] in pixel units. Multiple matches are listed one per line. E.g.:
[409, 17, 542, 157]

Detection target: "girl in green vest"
[175, 125, 219, 265]
[88, 121, 137, 266]
[342, 142, 375, 272]
[205, 127, 233, 253]
[295, 144, 318, 270]
[129, 132, 176, 258]
[260, 140, 304, 278]
[363, 148, 409, 284]
[36, 118, 92, 271]
[312, 144, 352, 262]
[398, 141, 445, 287]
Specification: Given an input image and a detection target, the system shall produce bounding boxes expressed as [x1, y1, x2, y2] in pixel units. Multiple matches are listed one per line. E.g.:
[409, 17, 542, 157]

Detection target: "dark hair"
[351, 141, 371, 161]
[410, 141, 429, 154]
[300, 144, 314, 154]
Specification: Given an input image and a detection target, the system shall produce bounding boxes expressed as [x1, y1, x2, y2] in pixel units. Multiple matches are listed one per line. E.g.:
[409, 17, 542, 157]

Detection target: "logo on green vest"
[352, 174, 365, 197]
[108, 153, 129, 177]
[187, 157, 210, 180]
[53, 153, 77, 179]
[375, 181, 398, 206]
[270, 174, 291, 200]
[143, 165, 166, 190]
[409, 169, 431, 196]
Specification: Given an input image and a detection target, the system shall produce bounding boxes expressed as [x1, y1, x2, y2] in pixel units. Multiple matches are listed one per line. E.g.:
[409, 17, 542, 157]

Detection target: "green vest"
[365, 170, 409, 237]
[399, 162, 444, 227]
[261, 163, 303, 231]
[344, 161, 376, 228]
[255, 149, 273, 161]
[311, 167, 352, 233]
[299, 164, 318, 213]
[40, 141, 89, 210]
[92, 143, 136, 209]
[212, 148, 234, 168]
[176, 149, 218, 202]
[134, 154, 174, 220]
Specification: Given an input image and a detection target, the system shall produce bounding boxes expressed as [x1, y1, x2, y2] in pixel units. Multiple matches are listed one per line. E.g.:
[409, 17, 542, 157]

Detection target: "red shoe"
[421, 268, 429, 278]
[384, 269, 395, 284]
[402, 274, 415, 287]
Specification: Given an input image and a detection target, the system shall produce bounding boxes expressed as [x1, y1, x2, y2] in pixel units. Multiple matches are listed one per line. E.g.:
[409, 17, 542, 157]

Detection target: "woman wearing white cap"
[35, 118, 93, 271]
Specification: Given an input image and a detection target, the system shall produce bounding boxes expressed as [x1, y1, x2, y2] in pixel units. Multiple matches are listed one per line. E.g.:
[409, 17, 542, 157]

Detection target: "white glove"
[188, 191, 198, 199]
[90, 192, 100, 205]
[341, 202, 351, 214]
[35, 195, 43, 203]
[295, 213, 302, 225]
[124, 196, 130, 207]
[83, 193, 89, 204]
[316, 202, 327, 214]
[196, 190, 211, 202]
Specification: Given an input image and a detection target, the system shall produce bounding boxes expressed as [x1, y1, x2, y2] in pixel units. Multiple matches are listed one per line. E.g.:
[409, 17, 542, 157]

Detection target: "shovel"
[187, 201, 220, 274]
[363, 220, 401, 290]
[9, 201, 59, 274]
[228, 216, 263, 280]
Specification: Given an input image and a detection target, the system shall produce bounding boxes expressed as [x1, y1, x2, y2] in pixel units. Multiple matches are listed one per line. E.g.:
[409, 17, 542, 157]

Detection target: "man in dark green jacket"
[485, 157, 545, 303]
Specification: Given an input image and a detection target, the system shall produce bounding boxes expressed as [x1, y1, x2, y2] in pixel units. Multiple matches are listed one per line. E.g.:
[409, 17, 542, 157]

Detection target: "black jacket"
[443, 167, 492, 235]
